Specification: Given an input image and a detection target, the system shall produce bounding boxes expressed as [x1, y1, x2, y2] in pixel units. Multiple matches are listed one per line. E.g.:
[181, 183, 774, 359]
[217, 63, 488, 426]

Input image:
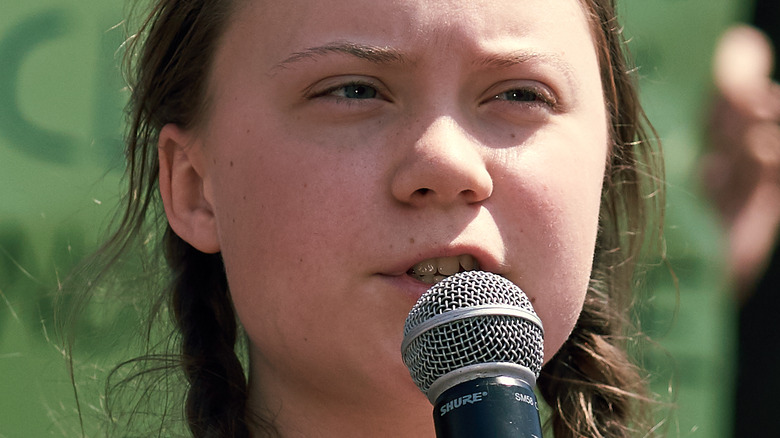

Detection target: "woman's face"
[171, 0, 607, 432]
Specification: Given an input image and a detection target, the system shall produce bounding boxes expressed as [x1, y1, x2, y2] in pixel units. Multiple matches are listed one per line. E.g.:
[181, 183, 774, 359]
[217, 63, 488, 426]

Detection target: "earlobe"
[158, 123, 221, 254]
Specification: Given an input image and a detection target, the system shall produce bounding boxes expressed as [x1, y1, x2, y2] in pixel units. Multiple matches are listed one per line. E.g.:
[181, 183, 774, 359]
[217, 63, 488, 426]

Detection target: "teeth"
[458, 254, 476, 271]
[418, 274, 447, 285]
[438, 257, 460, 275]
[415, 261, 436, 275]
[408, 255, 479, 284]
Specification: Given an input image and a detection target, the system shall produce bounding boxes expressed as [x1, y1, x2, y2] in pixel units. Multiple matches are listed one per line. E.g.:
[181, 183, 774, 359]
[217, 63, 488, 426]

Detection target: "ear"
[158, 123, 220, 254]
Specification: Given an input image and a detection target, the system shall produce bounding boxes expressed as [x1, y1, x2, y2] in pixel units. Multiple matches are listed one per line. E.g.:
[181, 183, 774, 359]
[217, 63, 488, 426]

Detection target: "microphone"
[401, 270, 545, 437]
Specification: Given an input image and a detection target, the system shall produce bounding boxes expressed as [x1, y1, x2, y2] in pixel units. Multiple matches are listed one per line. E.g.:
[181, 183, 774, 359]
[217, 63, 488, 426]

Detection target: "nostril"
[409, 187, 489, 205]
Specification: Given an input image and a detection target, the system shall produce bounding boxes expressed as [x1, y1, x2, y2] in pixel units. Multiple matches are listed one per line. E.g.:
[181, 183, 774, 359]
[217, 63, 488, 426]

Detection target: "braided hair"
[94, 0, 274, 435]
[165, 235, 251, 437]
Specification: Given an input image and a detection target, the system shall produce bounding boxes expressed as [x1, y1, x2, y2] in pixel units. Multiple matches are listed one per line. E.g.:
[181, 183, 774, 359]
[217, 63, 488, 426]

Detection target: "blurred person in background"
[703, 0, 780, 435]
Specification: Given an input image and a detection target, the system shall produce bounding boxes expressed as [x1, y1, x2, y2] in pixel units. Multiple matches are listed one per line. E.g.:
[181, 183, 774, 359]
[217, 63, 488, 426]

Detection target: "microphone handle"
[433, 375, 543, 438]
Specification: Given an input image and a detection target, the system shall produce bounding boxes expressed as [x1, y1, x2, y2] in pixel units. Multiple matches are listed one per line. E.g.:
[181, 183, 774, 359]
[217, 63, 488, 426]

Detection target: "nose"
[390, 116, 493, 208]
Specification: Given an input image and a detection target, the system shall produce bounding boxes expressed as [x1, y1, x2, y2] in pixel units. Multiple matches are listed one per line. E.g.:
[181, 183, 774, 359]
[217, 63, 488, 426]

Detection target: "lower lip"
[378, 274, 433, 304]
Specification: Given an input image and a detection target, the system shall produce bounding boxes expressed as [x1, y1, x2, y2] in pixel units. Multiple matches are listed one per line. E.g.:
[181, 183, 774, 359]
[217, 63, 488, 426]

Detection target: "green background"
[0, 0, 747, 436]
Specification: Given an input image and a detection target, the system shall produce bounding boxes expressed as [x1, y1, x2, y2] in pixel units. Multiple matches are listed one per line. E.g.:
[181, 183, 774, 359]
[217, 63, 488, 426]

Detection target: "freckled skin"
[164, 0, 608, 435]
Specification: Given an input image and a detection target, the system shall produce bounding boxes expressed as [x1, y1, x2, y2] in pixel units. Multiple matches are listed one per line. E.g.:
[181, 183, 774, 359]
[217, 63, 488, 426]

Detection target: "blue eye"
[330, 83, 379, 99]
[494, 88, 548, 104]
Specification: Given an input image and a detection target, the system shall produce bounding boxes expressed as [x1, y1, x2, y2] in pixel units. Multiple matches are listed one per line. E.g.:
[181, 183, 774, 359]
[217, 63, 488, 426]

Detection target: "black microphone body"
[434, 374, 542, 438]
[401, 270, 545, 438]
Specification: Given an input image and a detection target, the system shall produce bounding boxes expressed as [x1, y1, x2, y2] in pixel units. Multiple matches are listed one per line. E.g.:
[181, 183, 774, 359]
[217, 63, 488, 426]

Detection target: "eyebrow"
[272, 43, 578, 89]
[472, 50, 577, 83]
[273, 41, 409, 71]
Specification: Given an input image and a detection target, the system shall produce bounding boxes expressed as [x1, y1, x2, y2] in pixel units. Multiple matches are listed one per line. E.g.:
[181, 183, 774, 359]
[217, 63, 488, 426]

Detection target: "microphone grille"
[401, 270, 544, 395]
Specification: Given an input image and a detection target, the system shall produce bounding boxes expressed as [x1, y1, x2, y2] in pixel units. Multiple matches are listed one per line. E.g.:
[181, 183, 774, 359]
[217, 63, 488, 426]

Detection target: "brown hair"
[62, 0, 261, 436]
[65, 0, 665, 436]
[537, 1, 665, 436]
[114, 0, 263, 435]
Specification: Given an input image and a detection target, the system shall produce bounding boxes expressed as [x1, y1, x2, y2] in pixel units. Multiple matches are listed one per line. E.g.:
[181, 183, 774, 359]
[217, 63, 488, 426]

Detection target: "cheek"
[209, 158, 349, 372]
[499, 134, 607, 362]
[517, 198, 597, 363]
[210, 159, 340, 292]
[202, 125, 383, 338]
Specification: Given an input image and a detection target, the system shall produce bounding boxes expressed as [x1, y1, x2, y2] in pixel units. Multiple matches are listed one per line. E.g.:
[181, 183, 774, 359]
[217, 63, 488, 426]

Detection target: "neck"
[246, 354, 435, 437]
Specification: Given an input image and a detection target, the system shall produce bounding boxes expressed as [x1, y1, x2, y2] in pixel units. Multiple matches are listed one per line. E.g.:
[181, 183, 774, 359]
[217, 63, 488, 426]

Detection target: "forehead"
[216, 0, 598, 71]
